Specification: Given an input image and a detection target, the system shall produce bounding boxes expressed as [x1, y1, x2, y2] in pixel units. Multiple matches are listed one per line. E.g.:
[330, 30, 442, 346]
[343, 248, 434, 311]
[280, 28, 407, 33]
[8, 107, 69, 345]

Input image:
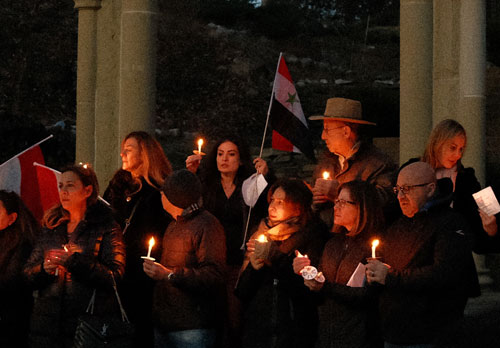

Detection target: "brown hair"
[267, 179, 313, 226]
[122, 131, 172, 189]
[333, 180, 384, 237]
[42, 164, 99, 229]
[422, 119, 466, 169]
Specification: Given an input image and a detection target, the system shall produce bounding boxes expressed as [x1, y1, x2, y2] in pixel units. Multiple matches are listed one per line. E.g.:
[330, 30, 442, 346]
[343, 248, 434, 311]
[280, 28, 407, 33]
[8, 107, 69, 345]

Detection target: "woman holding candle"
[236, 179, 329, 348]
[24, 164, 125, 347]
[186, 134, 273, 348]
[0, 190, 38, 348]
[293, 180, 384, 348]
[103, 131, 172, 347]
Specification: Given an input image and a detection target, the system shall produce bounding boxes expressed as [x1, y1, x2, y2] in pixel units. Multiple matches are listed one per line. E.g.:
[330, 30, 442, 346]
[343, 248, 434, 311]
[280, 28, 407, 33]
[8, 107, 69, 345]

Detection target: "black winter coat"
[236, 217, 329, 348]
[24, 201, 125, 348]
[315, 230, 380, 348]
[0, 227, 33, 348]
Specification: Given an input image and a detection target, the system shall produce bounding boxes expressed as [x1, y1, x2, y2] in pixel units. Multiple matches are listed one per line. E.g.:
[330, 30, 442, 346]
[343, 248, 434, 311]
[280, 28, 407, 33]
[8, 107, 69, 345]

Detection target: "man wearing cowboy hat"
[309, 97, 397, 224]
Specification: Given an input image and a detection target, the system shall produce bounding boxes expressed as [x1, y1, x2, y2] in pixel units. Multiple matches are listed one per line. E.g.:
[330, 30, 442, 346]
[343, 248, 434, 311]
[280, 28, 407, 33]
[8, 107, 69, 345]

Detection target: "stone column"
[400, 0, 434, 165]
[432, 0, 460, 125]
[458, 0, 486, 184]
[74, 0, 101, 165]
[118, 0, 158, 142]
[458, 0, 490, 286]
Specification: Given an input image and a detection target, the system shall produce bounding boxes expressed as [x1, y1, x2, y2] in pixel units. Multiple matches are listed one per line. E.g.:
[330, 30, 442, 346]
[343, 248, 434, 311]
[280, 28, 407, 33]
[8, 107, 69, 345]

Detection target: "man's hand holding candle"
[143, 259, 174, 281]
[313, 173, 339, 205]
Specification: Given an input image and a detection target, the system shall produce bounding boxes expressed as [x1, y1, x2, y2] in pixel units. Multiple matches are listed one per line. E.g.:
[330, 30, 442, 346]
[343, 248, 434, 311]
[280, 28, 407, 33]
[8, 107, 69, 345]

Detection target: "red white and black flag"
[269, 54, 316, 161]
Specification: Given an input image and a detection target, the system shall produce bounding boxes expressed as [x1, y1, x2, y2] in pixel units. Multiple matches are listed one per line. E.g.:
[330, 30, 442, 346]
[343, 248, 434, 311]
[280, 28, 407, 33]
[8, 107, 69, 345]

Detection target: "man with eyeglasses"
[366, 161, 475, 348]
[309, 97, 397, 226]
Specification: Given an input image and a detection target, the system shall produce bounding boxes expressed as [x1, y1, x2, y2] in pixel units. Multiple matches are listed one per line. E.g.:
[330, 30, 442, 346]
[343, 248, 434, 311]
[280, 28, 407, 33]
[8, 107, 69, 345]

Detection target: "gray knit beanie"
[161, 169, 201, 209]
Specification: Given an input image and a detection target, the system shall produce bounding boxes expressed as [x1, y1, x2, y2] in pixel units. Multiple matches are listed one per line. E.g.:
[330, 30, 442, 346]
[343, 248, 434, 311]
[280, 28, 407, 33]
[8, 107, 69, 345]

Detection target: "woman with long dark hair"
[103, 131, 173, 347]
[294, 180, 384, 348]
[186, 134, 273, 347]
[24, 164, 125, 347]
[0, 190, 38, 348]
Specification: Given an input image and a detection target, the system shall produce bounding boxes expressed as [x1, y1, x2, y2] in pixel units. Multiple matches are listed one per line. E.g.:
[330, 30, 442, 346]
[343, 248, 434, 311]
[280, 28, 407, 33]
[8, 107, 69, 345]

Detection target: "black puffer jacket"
[24, 201, 125, 348]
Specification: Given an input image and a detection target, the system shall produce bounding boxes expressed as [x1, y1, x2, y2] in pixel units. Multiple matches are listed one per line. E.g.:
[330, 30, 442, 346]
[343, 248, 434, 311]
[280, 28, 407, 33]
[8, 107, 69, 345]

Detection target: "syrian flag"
[269, 54, 316, 161]
[0, 136, 60, 221]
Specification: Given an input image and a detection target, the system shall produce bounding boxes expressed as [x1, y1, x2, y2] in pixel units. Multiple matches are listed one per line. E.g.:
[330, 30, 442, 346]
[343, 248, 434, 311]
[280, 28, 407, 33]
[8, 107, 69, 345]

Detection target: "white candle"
[147, 237, 155, 258]
[371, 239, 379, 258]
[197, 139, 203, 154]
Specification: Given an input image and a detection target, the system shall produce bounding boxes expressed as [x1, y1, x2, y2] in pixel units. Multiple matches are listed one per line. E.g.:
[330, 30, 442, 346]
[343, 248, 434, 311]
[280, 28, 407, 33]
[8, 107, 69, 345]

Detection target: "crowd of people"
[1, 97, 499, 348]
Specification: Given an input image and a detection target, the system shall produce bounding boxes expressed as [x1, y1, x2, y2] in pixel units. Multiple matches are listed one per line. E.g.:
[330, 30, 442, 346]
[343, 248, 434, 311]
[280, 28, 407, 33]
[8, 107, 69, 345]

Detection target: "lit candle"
[296, 250, 308, 258]
[371, 239, 379, 259]
[197, 138, 203, 153]
[257, 234, 267, 243]
[322, 171, 331, 180]
[147, 237, 155, 259]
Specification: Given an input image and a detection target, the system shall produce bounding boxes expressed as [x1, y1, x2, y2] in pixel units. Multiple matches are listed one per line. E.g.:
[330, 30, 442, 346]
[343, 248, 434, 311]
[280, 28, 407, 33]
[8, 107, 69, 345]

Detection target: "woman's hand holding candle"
[246, 239, 265, 270]
[186, 154, 202, 174]
[366, 259, 390, 285]
[292, 250, 311, 275]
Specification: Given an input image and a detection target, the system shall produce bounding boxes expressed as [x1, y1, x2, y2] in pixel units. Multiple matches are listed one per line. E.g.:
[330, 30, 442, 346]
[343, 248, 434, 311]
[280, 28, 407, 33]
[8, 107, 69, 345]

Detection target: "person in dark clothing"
[293, 180, 385, 348]
[103, 131, 173, 348]
[143, 169, 226, 348]
[236, 179, 329, 348]
[366, 162, 472, 348]
[0, 190, 39, 348]
[24, 164, 125, 348]
[418, 119, 498, 254]
[186, 134, 274, 347]
[309, 97, 397, 226]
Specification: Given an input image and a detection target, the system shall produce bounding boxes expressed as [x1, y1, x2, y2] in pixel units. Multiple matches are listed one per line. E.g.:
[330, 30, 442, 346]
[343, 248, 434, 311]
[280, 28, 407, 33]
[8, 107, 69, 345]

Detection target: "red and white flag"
[269, 54, 316, 160]
[0, 136, 60, 221]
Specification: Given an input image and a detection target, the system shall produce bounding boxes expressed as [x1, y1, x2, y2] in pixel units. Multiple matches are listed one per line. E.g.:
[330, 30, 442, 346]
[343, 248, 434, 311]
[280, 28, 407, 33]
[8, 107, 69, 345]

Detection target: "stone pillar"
[74, 0, 101, 165]
[118, 0, 158, 142]
[432, 0, 460, 125]
[458, 0, 490, 286]
[458, 0, 486, 185]
[400, 0, 434, 165]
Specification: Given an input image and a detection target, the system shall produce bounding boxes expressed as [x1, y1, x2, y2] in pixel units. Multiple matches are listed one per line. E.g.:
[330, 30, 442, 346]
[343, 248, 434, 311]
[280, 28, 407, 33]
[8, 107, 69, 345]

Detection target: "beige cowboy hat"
[309, 97, 376, 125]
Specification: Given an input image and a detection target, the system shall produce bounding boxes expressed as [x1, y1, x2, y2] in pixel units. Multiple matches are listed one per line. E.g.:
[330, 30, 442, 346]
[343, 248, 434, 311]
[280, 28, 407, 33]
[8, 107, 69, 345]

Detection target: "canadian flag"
[0, 138, 60, 221]
[269, 55, 316, 161]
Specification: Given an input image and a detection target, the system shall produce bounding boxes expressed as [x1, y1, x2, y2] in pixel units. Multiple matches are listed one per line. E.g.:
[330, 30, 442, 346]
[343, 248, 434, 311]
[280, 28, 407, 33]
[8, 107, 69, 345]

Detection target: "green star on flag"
[286, 92, 297, 106]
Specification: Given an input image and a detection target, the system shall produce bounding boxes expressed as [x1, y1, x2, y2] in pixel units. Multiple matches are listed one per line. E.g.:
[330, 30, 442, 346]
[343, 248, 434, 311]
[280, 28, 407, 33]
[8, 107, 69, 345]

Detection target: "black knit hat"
[161, 169, 201, 209]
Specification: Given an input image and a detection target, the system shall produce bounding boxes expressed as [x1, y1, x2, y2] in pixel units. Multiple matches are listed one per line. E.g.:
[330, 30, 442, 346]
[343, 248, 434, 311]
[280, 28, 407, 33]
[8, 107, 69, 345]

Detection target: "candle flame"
[322, 171, 330, 180]
[257, 234, 267, 243]
[149, 237, 155, 248]
[197, 138, 204, 147]
[63, 245, 68, 252]
[372, 239, 379, 248]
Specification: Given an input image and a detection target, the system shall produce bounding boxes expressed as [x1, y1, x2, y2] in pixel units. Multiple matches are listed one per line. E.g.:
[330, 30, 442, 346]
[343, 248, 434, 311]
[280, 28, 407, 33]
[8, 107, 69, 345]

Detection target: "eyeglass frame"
[393, 183, 432, 195]
[334, 198, 356, 208]
[323, 125, 346, 135]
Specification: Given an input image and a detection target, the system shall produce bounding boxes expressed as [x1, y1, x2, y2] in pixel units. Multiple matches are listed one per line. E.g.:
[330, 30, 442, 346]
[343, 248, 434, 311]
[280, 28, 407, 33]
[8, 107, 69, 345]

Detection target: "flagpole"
[241, 53, 283, 250]
[258, 52, 283, 158]
[0, 135, 54, 168]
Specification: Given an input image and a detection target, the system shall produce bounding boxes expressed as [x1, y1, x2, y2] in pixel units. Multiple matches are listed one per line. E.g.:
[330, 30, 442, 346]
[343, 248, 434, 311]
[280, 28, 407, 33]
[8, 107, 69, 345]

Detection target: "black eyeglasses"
[334, 198, 356, 208]
[393, 183, 431, 195]
[323, 125, 345, 134]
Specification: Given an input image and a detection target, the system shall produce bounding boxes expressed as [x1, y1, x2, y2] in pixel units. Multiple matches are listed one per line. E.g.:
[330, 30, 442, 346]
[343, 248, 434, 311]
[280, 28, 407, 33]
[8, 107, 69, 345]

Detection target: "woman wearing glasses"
[293, 180, 384, 348]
